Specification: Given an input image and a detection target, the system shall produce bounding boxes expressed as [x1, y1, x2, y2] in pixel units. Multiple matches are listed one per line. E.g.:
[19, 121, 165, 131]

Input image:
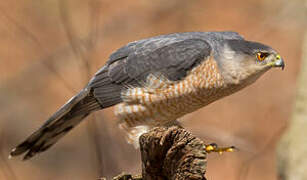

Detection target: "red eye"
[256, 52, 268, 61]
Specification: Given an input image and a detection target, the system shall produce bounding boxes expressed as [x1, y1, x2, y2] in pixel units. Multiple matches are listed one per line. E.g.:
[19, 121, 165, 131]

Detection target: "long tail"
[10, 88, 101, 160]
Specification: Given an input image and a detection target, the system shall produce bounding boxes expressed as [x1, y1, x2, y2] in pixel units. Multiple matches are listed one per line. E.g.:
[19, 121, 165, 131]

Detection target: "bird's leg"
[164, 120, 183, 128]
[204, 143, 237, 155]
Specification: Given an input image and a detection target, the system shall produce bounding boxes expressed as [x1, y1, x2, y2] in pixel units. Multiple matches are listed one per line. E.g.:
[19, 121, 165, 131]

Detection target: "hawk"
[10, 31, 284, 160]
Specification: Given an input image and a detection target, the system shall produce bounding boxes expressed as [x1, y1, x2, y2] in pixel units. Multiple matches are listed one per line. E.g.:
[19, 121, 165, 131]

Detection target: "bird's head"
[217, 39, 285, 86]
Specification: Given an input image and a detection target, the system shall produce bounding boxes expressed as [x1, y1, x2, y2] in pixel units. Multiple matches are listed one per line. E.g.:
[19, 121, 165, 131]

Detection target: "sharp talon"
[205, 143, 219, 153]
[225, 146, 237, 152]
[226, 148, 234, 152]
[205, 145, 215, 152]
[205, 143, 237, 155]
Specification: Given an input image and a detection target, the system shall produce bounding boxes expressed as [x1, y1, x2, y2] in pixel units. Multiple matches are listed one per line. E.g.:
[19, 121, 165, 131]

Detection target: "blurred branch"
[0, 7, 77, 93]
[58, 0, 110, 178]
[59, 0, 91, 80]
[101, 126, 208, 180]
[88, 0, 101, 50]
[87, 114, 120, 178]
[276, 28, 307, 180]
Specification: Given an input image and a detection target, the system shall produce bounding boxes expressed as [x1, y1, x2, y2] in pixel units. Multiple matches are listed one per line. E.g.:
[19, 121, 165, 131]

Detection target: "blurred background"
[0, 0, 306, 179]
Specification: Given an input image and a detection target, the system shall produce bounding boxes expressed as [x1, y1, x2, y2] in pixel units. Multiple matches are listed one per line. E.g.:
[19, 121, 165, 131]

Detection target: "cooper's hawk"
[10, 31, 284, 160]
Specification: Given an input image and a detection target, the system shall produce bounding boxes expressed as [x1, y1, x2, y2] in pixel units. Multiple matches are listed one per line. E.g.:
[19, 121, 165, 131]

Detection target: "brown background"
[0, 0, 305, 179]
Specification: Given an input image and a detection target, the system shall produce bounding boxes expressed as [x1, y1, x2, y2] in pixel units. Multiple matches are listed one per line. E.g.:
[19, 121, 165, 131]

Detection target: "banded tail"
[10, 88, 101, 160]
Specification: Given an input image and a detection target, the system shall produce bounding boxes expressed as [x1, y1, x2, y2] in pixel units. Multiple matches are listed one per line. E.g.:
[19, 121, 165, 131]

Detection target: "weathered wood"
[140, 126, 207, 180]
[102, 126, 208, 180]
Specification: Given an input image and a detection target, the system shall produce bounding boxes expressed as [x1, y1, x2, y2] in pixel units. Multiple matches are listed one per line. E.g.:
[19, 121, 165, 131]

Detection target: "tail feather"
[10, 88, 101, 160]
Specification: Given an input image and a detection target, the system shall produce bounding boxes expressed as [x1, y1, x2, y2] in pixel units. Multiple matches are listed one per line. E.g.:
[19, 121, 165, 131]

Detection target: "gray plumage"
[10, 31, 284, 160]
[90, 32, 244, 107]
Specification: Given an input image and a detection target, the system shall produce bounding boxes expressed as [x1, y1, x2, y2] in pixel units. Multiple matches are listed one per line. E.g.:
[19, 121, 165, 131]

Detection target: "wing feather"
[88, 31, 243, 107]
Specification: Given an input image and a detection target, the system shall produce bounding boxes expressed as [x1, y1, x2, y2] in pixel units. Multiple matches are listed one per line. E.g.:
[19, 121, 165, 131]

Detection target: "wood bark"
[101, 126, 208, 180]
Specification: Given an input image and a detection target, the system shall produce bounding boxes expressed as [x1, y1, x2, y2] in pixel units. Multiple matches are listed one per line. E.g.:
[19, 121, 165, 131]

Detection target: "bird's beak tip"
[274, 54, 285, 70]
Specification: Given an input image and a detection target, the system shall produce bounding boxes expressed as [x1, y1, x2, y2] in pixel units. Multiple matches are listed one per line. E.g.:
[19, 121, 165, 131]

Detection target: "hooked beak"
[273, 54, 285, 70]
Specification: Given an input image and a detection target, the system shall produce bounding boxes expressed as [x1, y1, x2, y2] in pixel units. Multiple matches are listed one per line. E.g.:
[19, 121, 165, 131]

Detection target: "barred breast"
[114, 57, 231, 145]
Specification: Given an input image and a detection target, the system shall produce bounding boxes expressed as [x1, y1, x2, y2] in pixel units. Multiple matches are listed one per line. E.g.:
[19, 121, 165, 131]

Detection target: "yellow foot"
[205, 143, 237, 155]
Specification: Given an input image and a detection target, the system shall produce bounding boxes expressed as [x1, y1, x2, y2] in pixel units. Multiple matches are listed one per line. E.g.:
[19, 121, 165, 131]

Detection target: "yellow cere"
[276, 54, 281, 60]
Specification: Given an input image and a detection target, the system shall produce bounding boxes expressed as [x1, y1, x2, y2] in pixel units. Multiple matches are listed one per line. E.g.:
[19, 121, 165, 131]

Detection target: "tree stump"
[103, 126, 208, 180]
